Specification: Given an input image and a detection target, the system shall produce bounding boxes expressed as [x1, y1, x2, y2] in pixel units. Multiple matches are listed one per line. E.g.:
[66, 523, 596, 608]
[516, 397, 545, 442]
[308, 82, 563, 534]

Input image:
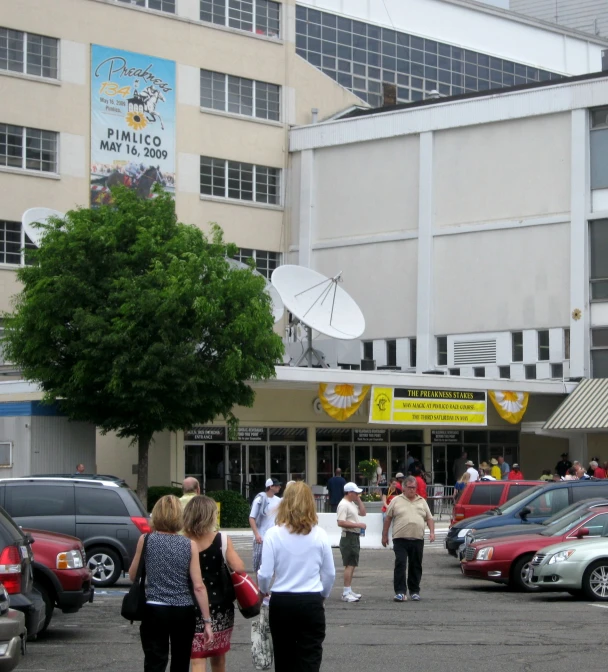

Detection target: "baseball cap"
[395, 472, 405, 478]
[265, 478, 282, 488]
[512, 463, 520, 469]
[344, 482, 363, 494]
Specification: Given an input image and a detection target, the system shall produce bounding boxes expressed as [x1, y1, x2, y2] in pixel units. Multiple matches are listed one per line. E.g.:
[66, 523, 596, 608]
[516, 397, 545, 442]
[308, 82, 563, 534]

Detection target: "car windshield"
[539, 508, 595, 536]
[494, 485, 546, 516]
[539, 501, 595, 527]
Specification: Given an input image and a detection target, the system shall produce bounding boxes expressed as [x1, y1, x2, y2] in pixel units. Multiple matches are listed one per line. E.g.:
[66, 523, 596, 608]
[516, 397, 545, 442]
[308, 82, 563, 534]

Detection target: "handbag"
[220, 532, 261, 619]
[121, 533, 148, 623]
[251, 604, 273, 670]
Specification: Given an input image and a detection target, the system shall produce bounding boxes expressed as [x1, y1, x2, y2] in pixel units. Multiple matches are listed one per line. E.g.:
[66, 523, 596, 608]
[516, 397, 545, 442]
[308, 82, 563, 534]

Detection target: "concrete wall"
[520, 432, 569, 480]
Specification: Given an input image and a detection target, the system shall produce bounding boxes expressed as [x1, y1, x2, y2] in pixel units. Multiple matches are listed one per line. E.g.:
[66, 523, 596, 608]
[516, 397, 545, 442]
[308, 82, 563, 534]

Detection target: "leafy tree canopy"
[3, 188, 284, 504]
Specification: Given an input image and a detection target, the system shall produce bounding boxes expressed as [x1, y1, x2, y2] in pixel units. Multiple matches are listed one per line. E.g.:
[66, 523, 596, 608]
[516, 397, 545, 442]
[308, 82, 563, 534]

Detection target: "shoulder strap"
[220, 531, 233, 573]
[136, 534, 148, 584]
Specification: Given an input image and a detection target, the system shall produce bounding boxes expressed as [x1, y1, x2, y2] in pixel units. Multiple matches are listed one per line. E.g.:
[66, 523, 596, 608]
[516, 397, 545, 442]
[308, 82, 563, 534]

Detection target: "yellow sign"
[370, 387, 487, 426]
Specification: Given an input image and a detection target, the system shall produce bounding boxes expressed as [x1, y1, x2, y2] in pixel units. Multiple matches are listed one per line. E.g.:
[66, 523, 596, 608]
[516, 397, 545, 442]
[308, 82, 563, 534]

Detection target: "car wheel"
[582, 560, 608, 601]
[510, 554, 539, 592]
[447, 549, 457, 558]
[34, 582, 54, 633]
[87, 546, 122, 587]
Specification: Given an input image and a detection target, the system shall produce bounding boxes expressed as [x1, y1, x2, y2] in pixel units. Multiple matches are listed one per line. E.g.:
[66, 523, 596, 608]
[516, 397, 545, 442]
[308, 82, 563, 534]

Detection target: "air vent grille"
[453, 340, 497, 365]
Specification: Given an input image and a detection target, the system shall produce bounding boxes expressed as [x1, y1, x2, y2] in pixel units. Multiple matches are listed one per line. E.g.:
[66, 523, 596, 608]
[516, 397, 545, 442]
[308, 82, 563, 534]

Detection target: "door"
[247, 444, 266, 502]
[227, 444, 244, 496]
[289, 445, 307, 482]
[336, 445, 352, 481]
[204, 443, 225, 492]
[6, 483, 76, 536]
[270, 445, 288, 486]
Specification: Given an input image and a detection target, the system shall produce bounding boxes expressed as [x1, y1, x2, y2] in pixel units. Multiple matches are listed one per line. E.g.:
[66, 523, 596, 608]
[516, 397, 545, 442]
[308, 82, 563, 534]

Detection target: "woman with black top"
[129, 495, 213, 672]
[183, 495, 246, 672]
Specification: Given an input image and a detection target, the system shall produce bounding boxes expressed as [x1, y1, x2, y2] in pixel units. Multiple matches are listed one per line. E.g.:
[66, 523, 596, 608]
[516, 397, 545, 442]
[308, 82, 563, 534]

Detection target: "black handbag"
[121, 534, 148, 623]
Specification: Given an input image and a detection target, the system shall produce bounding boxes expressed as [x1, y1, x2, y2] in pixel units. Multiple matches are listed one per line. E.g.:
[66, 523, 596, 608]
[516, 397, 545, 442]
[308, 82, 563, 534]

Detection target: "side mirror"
[576, 527, 590, 538]
[519, 506, 531, 520]
[23, 532, 35, 545]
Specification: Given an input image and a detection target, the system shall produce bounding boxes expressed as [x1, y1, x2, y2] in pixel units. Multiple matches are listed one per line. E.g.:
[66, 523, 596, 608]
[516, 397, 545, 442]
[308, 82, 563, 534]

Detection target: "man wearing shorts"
[336, 482, 367, 602]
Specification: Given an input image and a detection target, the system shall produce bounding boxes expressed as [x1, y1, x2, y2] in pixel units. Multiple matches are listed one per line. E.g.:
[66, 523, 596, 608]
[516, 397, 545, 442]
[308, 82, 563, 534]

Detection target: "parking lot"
[16, 543, 608, 672]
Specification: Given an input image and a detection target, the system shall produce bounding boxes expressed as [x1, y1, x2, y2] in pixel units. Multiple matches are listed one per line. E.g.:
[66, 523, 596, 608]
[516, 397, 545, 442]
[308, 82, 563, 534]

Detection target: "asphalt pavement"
[18, 543, 608, 672]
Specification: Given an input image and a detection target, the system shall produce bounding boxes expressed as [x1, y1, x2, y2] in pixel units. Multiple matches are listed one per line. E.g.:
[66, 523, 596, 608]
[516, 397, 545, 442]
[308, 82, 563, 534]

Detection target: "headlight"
[475, 546, 494, 561]
[548, 550, 575, 565]
[57, 550, 84, 569]
[457, 528, 471, 538]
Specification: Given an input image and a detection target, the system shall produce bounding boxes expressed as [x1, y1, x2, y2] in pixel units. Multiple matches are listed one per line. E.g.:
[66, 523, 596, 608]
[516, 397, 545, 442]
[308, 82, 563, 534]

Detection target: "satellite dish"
[226, 258, 284, 323]
[271, 265, 365, 367]
[22, 208, 65, 247]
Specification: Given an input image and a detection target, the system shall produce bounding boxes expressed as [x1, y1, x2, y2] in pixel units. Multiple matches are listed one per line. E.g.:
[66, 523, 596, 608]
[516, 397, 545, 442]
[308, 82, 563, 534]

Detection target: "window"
[538, 330, 550, 361]
[7, 485, 74, 517]
[512, 331, 523, 362]
[551, 363, 563, 379]
[0, 443, 11, 467]
[0, 124, 57, 173]
[200, 0, 280, 38]
[449, 368, 460, 376]
[409, 338, 417, 367]
[473, 367, 485, 377]
[564, 328, 570, 360]
[0, 28, 58, 79]
[591, 328, 608, 378]
[363, 341, 373, 360]
[525, 488, 568, 517]
[579, 512, 608, 537]
[591, 109, 608, 190]
[233, 248, 279, 279]
[0, 221, 35, 265]
[498, 365, 510, 378]
[75, 487, 129, 516]
[386, 339, 396, 367]
[505, 484, 531, 501]
[200, 156, 280, 205]
[573, 484, 608, 502]
[437, 336, 447, 366]
[469, 484, 505, 505]
[201, 70, 280, 121]
[525, 364, 536, 380]
[116, 0, 175, 13]
[590, 220, 608, 300]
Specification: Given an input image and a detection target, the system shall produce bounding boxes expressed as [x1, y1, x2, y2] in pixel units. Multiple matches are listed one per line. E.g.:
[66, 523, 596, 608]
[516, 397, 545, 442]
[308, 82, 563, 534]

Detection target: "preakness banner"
[369, 387, 487, 426]
[90, 45, 176, 206]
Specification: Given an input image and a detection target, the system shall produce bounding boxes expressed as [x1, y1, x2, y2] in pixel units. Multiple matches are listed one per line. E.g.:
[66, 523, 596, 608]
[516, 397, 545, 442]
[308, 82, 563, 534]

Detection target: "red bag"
[220, 533, 261, 619]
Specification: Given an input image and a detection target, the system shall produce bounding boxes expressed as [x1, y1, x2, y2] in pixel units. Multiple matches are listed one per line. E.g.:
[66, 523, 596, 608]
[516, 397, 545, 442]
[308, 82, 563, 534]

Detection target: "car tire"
[447, 549, 457, 558]
[567, 589, 584, 598]
[34, 582, 54, 633]
[582, 559, 608, 601]
[510, 554, 538, 592]
[87, 546, 122, 587]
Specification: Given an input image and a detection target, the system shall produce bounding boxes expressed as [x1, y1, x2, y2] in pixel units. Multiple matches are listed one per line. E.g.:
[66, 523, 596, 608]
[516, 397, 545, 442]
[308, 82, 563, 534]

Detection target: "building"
[2, 0, 608, 492]
[510, 0, 608, 39]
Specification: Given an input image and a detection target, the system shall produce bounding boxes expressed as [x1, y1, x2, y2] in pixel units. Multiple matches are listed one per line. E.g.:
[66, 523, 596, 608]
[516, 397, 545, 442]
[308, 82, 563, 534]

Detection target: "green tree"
[3, 187, 283, 506]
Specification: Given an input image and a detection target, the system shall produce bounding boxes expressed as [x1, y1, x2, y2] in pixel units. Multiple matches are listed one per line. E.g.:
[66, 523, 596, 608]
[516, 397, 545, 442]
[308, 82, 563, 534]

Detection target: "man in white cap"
[249, 477, 282, 576]
[465, 460, 479, 482]
[395, 472, 406, 493]
[337, 482, 367, 602]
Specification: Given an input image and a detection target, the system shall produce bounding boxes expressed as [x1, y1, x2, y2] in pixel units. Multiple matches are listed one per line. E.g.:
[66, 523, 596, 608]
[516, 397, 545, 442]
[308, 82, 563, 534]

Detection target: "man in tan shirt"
[382, 475, 434, 602]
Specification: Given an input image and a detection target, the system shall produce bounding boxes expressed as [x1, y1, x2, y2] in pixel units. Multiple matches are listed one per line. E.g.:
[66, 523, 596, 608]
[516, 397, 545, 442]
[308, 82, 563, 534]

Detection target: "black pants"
[393, 538, 424, 595]
[140, 604, 196, 672]
[269, 592, 325, 672]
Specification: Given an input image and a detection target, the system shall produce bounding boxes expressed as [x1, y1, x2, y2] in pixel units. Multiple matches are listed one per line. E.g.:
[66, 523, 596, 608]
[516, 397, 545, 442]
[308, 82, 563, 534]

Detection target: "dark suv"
[0, 478, 150, 587]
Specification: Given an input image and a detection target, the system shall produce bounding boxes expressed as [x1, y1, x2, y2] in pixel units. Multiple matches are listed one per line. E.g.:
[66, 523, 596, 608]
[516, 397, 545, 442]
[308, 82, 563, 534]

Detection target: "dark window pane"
[8, 485, 74, 517]
[76, 487, 129, 516]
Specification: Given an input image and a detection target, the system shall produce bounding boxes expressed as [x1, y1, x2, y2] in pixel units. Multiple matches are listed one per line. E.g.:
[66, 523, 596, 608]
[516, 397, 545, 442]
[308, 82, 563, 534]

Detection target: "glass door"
[270, 445, 288, 489]
[372, 446, 388, 488]
[317, 444, 333, 485]
[204, 443, 225, 492]
[337, 445, 352, 481]
[247, 444, 266, 502]
[185, 444, 204, 482]
[227, 444, 244, 496]
[289, 445, 307, 482]
[355, 445, 371, 486]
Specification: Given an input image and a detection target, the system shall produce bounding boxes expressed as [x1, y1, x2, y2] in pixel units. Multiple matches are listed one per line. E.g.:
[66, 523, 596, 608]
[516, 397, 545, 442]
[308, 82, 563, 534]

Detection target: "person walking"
[129, 495, 213, 672]
[381, 475, 435, 602]
[454, 472, 470, 498]
[326, 468, 346, 513]
[249, 478, 282, 576]
[258, 482, 335, 672]
[490, 458, 502, 480]
[336, 482, 366, 602]
[179, 477, 200, 509]
[498, 456, 511, 479]
[508, 463, 524, 479]
[183, 495, 245, 672]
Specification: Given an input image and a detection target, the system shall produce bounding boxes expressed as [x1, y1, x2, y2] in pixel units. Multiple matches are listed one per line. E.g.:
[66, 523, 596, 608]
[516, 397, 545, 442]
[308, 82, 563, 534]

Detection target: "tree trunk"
[137, 434, 151, 511]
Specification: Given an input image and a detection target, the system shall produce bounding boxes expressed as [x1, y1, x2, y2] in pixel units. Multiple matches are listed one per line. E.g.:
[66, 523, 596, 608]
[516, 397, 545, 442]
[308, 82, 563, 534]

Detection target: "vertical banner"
[90, 45, 176, 206]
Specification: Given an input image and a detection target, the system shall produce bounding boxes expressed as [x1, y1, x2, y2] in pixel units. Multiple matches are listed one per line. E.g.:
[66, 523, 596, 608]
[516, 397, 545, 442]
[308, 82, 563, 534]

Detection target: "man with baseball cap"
[249, 477, 282, 576]
[395, 472, 405, 493]
[337, 482, 367, 602]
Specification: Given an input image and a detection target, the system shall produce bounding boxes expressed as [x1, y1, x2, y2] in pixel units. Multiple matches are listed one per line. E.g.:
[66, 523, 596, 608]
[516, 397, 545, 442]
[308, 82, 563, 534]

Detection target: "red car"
[461, 505, 608, 591]
[451, 480, 542, 525]
[26, 529, 93, 632]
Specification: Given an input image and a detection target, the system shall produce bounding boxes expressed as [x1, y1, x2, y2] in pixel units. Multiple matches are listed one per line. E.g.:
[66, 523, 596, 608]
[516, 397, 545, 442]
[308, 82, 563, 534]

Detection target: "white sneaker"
[341, 592, 360, 602]
[349, 589, 362, 599]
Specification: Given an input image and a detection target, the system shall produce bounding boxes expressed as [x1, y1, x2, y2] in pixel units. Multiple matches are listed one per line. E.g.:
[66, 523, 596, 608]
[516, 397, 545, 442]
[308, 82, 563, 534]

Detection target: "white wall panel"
[59, 133, 86, 178]
[60, 40, 86, 85]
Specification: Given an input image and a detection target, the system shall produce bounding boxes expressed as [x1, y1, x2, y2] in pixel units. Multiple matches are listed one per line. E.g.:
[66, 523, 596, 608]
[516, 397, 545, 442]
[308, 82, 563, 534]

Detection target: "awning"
[543, 379, 608, 430]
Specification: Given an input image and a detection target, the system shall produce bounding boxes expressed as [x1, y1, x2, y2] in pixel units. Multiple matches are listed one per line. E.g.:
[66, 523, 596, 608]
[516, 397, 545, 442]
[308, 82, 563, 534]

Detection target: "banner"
[489, 391, 529, 424]
[90, 45, 176, 206]
[369, 387, 487, 426]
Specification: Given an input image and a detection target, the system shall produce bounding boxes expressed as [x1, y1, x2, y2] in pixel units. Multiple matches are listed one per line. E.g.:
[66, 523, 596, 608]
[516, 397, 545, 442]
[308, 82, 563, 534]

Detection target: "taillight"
[0, 546, 22, 594]
[455, 506, 465, 520]
[131, 517, 151, 534]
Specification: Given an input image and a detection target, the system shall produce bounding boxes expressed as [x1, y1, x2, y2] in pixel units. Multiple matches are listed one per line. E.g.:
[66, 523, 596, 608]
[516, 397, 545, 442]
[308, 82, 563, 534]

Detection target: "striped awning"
[544, 379, 608, 430]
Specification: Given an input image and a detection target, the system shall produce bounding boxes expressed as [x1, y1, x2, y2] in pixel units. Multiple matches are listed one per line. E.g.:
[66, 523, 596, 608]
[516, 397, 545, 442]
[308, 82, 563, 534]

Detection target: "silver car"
[530, 537, 608, 600]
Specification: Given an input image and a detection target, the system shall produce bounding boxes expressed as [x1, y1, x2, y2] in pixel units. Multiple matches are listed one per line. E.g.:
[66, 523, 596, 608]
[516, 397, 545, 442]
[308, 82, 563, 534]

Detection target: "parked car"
[27, 529, 93, 632]
[0, 582, 26, 672]
[0, 478, 150, 587]
[446, 480, 608, 556]
[451, 480, 542, 526]
[530, 536, 608, 600]
[461, 504, 608, 591]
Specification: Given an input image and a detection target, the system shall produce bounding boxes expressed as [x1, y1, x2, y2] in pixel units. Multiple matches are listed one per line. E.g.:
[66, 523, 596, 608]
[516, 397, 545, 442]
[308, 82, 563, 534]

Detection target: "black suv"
[0, 478, 150, 587]
[0, 506, 45, 640]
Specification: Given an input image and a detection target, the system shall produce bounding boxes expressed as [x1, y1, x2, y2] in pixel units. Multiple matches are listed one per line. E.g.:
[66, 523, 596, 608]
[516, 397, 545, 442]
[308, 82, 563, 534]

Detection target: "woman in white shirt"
[258, 481, 335, 672]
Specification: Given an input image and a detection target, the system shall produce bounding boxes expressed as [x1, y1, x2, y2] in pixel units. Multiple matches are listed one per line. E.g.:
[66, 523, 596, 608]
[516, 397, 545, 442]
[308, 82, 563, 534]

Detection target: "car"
[530, 536, 608, 600]
[445, 480, 608, 556]
[451, 480, 542, 525]
[0, 478, 150, 587]
[27, 528, 93, 632]
[461, 504, 608, 591]
[0, 582, 26, 672]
